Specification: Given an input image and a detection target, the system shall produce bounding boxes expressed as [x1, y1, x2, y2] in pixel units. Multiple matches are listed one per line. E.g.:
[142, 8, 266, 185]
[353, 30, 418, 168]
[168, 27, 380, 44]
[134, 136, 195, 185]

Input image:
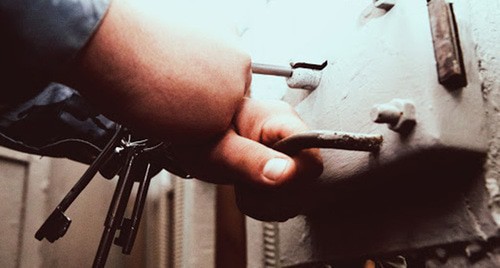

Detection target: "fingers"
[233, 148, 322, 221]
[233, 98, 309, 145]
[234, 147, 322, 221]
[172, 129, 322, 188]
[170, 98, 324, 221]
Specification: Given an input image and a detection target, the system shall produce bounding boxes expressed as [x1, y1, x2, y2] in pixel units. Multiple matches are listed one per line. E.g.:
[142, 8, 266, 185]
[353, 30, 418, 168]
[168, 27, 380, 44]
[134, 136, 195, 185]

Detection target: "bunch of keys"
[34, 120, 382, 267]
[35, 125, 189, 268]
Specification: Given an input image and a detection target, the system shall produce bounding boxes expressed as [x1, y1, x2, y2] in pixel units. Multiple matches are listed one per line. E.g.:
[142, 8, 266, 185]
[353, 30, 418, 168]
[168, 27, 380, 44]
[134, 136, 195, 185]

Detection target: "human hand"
[60, 0, 321, 220]
[171, 98, 323, 221]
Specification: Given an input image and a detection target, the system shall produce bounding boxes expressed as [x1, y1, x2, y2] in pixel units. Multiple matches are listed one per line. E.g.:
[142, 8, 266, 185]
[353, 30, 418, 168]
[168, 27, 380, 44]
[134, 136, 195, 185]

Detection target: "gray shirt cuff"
[1, 0, 110, 77]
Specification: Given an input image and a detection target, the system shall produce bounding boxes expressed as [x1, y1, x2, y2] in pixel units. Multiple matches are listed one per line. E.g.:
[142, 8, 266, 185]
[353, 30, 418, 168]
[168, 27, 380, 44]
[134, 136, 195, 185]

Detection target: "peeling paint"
[467, 0, 500, 226]
[464, 195, 488, 241]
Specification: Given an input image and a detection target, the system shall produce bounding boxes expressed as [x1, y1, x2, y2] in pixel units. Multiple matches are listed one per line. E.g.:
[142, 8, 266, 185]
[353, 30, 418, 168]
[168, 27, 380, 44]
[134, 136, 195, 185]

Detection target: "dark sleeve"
[0, 0, 110, 77]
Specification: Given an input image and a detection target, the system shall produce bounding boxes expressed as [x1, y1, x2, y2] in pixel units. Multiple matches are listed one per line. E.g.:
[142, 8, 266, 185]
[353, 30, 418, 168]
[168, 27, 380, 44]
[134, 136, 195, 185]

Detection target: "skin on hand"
[171, 98, 323, 221]
[62, 0, 251, 144]
[171, 98, 323, 188]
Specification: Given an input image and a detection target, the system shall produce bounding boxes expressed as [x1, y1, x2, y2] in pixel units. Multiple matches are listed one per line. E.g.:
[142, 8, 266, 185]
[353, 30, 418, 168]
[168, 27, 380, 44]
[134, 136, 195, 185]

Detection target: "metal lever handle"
[251, 61, 328, 77]
[251, 61, 327, 90]
[273, 130, 383, 155]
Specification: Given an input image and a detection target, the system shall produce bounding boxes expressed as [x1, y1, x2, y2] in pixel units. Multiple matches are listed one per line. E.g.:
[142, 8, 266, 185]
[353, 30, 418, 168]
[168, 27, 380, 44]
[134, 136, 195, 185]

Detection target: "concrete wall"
[474, 0, 500, 225]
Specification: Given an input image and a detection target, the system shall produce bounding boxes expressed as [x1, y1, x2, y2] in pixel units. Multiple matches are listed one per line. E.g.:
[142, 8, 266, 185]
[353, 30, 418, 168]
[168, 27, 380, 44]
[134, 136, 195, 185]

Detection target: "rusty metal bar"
[272, 130, 383, 155]
[428, 0, 467, 89]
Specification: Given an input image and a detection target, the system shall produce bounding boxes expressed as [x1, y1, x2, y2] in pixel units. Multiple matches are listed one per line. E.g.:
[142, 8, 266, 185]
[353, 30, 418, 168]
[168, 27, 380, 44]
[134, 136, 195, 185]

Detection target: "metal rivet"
[370, 103, 402, 124]
[371, 99, 416, 134]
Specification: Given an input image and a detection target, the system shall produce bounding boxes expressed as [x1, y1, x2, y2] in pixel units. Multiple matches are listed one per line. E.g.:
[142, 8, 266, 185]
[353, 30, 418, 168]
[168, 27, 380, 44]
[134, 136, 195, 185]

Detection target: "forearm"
[64, 0, 251, 144]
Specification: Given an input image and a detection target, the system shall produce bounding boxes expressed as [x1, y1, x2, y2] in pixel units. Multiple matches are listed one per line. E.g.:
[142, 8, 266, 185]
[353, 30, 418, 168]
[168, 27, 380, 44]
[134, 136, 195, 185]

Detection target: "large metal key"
[35, 125, 125, 243]
[115, 160, 153, 254]
[93, 143, 142, 268]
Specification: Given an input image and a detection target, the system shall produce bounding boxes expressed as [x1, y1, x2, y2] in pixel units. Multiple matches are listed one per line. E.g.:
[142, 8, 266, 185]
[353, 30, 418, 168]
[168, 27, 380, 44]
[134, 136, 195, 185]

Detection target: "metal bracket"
[251, 61, 327, 90]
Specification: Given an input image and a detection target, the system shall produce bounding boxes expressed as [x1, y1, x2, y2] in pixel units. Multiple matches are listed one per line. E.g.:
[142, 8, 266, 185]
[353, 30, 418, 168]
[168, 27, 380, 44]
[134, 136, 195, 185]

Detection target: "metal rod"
[273, 130, 383, 155]
[251, 63, 293, 78]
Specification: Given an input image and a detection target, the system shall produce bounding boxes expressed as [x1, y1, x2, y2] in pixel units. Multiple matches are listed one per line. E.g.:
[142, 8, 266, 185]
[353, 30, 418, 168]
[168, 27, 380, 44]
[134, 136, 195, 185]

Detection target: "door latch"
[251, 60, 327, 90]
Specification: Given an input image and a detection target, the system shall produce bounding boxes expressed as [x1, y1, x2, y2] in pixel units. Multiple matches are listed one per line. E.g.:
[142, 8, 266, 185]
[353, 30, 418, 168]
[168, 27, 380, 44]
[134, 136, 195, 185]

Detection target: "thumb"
[172, 129, 318, 187]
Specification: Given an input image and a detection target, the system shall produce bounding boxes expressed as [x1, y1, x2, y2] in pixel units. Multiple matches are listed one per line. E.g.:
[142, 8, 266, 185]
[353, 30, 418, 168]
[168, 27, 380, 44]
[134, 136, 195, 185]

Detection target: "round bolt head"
[371, 103, 402, 124]
[389, 99, 416, 133]
[371, 99, 416, 134]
